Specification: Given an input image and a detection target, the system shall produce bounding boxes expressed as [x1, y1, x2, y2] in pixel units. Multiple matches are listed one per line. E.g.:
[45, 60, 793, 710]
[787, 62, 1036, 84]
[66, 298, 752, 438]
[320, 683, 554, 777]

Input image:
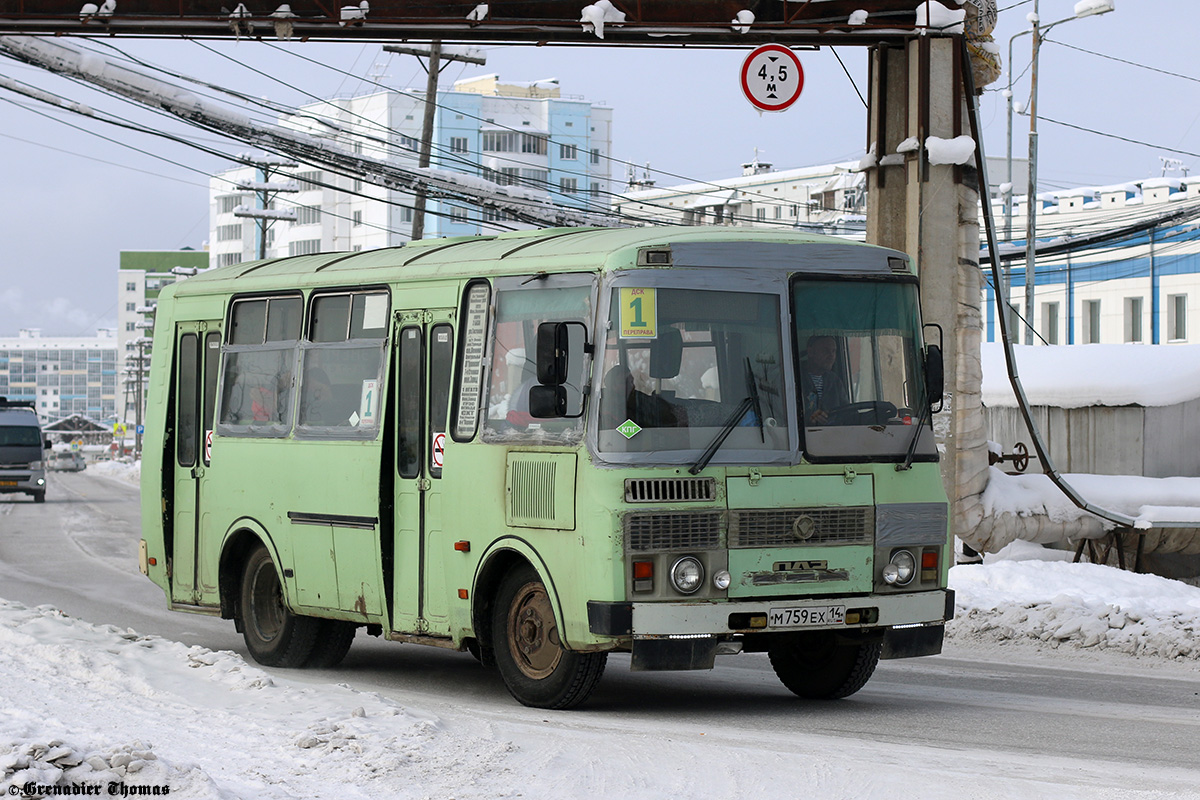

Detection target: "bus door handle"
[416, 478, 431, 492]
[191, 466, 205, 479]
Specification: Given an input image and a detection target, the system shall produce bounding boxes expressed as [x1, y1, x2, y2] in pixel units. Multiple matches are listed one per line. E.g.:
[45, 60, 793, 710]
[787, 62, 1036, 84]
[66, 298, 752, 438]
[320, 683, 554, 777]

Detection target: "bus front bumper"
[588, 589, 954, 671]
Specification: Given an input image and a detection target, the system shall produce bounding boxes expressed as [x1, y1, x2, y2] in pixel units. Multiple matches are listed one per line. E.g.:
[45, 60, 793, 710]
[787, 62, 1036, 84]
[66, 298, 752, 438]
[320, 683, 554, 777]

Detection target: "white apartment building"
[0, 328, 118, 425]
[986, 177, 1200, 346]
[209, 75, 613, 267]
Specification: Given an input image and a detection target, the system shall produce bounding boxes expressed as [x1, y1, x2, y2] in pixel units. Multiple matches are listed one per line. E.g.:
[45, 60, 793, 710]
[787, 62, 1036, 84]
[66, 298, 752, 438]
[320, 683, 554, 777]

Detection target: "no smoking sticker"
[740, 44, 804, 112]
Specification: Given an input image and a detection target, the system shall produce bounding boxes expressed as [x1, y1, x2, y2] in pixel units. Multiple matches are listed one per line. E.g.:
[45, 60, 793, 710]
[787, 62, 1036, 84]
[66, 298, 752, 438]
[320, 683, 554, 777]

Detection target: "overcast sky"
[0, 0, 1195, 337]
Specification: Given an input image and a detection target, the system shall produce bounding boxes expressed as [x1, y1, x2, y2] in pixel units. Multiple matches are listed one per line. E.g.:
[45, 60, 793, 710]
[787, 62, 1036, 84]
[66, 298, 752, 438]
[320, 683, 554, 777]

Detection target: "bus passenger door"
[170, 322, 221, 606]
[392, 311, 455, 635]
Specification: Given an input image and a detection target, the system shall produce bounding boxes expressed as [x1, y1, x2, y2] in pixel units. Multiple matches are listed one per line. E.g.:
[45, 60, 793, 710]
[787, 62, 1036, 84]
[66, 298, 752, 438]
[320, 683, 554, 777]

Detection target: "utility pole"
[383, 43, 486, 241]
[1019, 0, 1114, 345]
[233, 156, 300, 259]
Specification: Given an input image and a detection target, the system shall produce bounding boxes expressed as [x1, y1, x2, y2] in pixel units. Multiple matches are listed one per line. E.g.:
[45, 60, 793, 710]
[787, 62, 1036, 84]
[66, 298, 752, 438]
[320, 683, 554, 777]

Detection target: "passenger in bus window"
[801, 335, 849, 425]
[300, 368, 337, 425]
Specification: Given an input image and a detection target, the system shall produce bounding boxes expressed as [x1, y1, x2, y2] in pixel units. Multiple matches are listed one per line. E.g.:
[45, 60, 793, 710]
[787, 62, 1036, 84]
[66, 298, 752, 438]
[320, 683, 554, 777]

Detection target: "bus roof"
[179, 227, 905, 297]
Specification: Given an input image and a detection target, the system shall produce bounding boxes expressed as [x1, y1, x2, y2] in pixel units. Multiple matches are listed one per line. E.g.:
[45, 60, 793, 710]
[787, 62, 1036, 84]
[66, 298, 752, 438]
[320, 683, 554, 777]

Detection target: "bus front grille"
[624, 511, 724, 552]
[624, 477, 716, 503]
[729, 506, 874, 548]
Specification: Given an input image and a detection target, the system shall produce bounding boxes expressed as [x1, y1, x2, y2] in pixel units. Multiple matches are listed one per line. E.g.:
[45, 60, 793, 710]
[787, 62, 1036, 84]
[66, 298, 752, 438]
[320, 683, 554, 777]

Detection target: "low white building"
[985, 178, 1200, 346]
[613, 158, 866, 234]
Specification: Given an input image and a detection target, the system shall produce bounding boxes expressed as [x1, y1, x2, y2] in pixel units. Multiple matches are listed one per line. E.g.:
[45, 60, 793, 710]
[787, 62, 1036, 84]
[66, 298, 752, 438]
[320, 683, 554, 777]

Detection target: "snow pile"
[916, 0, 965, 32]
[982, 466, 1200, 529]
[88, 459, 140, 486]
[0, 601, 512, 799]
[981, 342, 1200, 408]
[948, 540, 1200, 659]
[925, 135, 976, 166]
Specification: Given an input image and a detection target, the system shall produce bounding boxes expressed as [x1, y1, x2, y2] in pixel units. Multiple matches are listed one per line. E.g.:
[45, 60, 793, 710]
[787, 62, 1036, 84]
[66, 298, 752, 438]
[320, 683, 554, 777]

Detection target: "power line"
[1037, 115, 1200, 160]
[1045, 38, 1200, 85]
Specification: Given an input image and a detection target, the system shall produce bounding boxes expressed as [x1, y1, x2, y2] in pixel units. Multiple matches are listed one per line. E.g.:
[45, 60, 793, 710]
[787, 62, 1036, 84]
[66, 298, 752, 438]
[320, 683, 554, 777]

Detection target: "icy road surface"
[1, 470, 1198, 799]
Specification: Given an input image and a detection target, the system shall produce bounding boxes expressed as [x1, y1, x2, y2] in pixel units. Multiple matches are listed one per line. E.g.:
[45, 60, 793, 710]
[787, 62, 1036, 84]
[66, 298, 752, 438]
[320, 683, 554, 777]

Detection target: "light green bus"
[139, 226, 952, 709]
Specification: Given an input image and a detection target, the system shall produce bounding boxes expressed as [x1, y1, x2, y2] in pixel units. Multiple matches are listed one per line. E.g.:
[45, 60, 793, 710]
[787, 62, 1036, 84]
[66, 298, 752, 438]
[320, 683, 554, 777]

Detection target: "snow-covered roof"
[981, 343, 1200, 408]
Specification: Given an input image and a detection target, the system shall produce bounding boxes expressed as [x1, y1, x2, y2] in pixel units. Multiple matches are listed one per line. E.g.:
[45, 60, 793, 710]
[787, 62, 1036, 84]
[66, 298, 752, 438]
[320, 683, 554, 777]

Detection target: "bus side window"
[297, 289, 389, 435]
[429, 324, 453, 478]
[218, 295, 301, 436]
[177, 333, 198, 467]
[397, 326, 423, 479]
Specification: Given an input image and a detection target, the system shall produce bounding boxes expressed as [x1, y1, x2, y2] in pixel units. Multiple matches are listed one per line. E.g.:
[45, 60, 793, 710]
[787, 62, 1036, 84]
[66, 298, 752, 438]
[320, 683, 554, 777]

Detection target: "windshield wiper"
[688, 358, 763, 475]
[896, 385, 931, 472]
[745, 357, 765, 444]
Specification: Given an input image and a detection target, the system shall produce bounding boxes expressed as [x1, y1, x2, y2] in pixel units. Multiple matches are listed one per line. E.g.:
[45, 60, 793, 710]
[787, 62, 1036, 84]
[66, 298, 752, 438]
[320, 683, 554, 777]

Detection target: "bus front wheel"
[239, 545, 320, 668]
[492, 566, 606, 709]
[768, 631, 881, 700]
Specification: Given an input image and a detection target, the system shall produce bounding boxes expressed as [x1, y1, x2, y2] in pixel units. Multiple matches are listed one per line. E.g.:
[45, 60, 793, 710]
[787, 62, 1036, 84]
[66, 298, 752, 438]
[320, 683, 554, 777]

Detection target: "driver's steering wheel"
[826, 400, 898, 426]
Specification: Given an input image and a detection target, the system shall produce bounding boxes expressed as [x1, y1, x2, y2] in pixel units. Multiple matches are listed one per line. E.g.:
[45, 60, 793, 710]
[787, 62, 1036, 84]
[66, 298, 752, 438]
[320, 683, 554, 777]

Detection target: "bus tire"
[32, 491, 45, 503]
[239, 545, 320, 668]
[305, 620, 356, 669]
[492, 565, 606, 709]
[768, 631, 881, 700]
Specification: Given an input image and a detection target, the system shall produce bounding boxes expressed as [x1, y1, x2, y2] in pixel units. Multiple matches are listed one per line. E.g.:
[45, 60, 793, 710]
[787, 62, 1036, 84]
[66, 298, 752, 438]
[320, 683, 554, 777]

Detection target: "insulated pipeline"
[960, 36, 1193, 532]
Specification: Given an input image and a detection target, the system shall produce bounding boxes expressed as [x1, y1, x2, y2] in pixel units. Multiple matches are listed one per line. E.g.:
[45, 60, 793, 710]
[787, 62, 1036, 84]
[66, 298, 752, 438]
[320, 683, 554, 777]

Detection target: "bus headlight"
[670, 556, 704, 594]
[712, 569, 732, 590]
[882, 550, 916, 586]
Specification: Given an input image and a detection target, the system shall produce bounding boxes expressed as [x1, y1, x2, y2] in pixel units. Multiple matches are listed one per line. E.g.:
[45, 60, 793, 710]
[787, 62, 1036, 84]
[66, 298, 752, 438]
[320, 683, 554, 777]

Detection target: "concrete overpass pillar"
[865, 37, 989, 542]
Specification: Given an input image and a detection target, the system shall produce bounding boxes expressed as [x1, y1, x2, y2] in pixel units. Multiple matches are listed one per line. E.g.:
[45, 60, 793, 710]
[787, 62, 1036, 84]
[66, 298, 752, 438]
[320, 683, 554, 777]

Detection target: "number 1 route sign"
[740, 44, 804, 112]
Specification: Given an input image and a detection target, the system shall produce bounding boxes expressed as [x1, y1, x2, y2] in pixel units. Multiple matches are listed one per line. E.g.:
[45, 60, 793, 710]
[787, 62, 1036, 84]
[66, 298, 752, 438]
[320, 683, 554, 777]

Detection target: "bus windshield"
[597, 285, 790, 460]
[793, 277, 936, 460]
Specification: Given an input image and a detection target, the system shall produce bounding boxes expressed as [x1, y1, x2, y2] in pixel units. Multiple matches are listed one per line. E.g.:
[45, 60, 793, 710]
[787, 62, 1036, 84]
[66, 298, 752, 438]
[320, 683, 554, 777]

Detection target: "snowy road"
[2, 470, 1199, 799]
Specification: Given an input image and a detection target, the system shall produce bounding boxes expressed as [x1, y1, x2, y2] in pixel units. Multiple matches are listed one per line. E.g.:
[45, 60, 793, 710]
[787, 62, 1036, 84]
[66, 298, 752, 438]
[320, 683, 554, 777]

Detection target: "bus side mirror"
[529, 385, 567, 418]
[533, 321, 588, 418]
[43, 439, 51, 450]
[536, 321, 588, 385]
[924, 344, 944, 413]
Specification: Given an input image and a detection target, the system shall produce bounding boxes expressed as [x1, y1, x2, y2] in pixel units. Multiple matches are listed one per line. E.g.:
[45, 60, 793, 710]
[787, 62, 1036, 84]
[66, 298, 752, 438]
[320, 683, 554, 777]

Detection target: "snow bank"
[948, 540, 1200, 660]
[982, 466, 1200, 529]
[0, 600, 510, 799]
[982, 342, 1200, 408]
[88, 459, 140, 487]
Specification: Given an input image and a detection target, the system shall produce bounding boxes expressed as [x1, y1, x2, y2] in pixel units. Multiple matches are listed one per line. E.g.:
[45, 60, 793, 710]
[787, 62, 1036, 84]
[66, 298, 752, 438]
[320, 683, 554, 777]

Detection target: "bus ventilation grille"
[509, 459, 557, 523]
[624, 477, 716, 503]
[729, 506, 874, 548]
[624, 511, 724, 552]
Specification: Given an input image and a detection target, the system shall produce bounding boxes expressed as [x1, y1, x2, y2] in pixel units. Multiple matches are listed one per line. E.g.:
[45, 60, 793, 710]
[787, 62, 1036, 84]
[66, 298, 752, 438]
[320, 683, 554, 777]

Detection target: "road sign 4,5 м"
[741, 44, 804, 112]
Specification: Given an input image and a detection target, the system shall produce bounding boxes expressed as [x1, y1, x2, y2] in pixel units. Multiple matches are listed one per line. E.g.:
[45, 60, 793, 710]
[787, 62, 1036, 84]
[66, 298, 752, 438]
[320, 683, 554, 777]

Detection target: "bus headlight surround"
[670, 556, 705, 595]
[882, 549, 916, 586]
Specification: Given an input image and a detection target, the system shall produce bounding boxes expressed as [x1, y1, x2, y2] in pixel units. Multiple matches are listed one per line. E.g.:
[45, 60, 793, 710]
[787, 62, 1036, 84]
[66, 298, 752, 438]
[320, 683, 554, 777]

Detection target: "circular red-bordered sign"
[740, 44, 804, 112]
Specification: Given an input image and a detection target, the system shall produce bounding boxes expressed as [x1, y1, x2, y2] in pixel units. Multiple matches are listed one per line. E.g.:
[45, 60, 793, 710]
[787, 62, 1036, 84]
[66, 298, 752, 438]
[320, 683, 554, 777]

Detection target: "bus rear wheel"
[305, 620, 356, 669]
[239, 545, 320, 668]
[492, 566, 606, 709]
[768, 630, 881, 700]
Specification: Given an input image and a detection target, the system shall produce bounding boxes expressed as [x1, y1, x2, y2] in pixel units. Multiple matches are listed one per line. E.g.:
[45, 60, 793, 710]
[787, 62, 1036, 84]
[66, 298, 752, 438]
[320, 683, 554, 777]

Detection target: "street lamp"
[1007, 0, 1114, 345]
